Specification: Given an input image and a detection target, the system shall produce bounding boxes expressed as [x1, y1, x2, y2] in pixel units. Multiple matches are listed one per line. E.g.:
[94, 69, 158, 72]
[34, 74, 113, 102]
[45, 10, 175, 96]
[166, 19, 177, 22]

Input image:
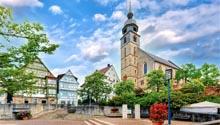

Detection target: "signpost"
[165, 69, 172, 125]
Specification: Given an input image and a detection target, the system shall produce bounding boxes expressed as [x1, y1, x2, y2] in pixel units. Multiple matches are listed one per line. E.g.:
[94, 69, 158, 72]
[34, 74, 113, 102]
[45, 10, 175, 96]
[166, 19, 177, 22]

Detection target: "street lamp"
[165, 69, 172, 125]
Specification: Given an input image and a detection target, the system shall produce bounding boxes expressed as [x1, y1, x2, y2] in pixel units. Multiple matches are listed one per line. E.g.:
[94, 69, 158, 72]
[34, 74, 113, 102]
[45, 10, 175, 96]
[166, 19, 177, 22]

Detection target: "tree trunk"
[6, 92, 13, 103]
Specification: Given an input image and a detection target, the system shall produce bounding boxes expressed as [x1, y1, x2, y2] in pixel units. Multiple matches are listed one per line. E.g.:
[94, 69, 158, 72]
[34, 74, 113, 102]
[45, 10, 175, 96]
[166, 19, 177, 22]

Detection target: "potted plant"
[149, 103, 168, 125]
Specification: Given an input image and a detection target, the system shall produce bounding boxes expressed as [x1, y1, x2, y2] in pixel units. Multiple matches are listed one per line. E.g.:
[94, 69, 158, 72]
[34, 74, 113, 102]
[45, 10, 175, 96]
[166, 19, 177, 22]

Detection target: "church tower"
[121, 1, 140, 87]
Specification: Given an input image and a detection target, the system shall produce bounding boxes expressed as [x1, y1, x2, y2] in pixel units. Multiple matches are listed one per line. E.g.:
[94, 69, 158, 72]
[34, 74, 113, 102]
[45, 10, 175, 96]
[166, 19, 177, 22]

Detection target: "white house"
[57, 70, 79, 106]
[99, 64, 120, 98]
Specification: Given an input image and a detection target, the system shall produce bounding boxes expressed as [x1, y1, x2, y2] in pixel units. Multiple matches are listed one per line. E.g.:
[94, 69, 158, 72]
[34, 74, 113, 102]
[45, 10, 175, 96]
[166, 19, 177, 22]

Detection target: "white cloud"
[64, 54, 80, 63]
[157, 48, 192, 60]
[0, 0, 43, 7]
[93, 13, 107, 22]
[94, 0, 118, 6]
[138, 3, 220, 47]
[49, 5, 63, 15]
[111, 11, 126, 21]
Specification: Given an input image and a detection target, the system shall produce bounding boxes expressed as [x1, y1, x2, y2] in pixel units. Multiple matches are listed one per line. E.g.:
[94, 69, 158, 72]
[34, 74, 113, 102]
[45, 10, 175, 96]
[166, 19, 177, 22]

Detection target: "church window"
[123, 28, 127, 34]
[134, 58, 136, 64]
[159, 65, 162, 70]
[144, 63, 147, 74]
[135, 70, 136, 74]
[124, 37, 127, 44]
[124, 48, 126, 56]
[133, 27, 137, 32]
[133, 36, 137, 42]
[134, 47, 136, 55]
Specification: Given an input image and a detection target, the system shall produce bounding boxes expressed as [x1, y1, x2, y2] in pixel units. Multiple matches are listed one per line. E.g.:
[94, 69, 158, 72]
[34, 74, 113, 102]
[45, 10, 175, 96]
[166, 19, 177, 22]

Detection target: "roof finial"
[129, 0, 131, 13]
[127, 0, 133, 19]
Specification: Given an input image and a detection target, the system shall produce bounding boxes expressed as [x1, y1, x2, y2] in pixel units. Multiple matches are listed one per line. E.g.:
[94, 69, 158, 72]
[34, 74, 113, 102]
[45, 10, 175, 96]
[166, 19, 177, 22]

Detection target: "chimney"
[107, 64, 111, 67]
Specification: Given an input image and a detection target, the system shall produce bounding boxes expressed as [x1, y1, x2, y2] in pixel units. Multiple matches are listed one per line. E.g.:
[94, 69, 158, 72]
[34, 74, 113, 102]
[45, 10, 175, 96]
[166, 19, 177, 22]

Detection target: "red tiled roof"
[99, 64, 112, 74]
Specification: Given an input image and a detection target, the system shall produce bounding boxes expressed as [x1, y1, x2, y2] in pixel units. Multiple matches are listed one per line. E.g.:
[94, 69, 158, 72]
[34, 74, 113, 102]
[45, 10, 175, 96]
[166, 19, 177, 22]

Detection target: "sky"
[0, 0, 219, 84]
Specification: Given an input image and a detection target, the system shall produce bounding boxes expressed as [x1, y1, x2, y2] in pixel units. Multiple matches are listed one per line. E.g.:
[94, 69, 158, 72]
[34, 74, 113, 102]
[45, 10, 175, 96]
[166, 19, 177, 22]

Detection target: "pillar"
[122, 104, 127, 119]
[135, 104, 140, 119]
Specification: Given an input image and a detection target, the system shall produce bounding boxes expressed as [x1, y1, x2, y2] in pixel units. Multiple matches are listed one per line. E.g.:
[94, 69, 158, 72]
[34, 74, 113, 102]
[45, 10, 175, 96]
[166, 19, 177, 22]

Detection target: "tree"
[78, 71, 112, 104]
[111, 80, 136, 107]
[181, 79, 205, 94]
[199, 63, 220, 86]
[175, 63, 201, 83]
[146, 69, 165, 92]
[0, 7, 58, 103]
[114, 80, 135, 96]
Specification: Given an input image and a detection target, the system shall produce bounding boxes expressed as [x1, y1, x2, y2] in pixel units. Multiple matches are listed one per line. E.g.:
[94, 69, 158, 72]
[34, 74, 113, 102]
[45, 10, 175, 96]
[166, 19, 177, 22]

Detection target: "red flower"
[149, 103, 168, 122]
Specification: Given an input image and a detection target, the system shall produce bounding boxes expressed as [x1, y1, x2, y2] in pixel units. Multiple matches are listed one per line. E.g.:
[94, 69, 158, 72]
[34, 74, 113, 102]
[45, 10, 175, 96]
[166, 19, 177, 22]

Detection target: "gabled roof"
[27, 57, 55, 78]
[57, 70, 78, 81]
[139, 48, 179, 69]
[99, 64, 112, 74]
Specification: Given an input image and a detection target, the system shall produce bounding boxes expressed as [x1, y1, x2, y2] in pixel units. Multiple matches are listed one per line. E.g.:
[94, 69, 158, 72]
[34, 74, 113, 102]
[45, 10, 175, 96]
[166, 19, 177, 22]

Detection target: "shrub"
[181, 79, 205, 94]
[15, 111, 32, 120]
[149, 103, 168, 122]
[67, 107, 76, 113]
[201, 95, 220, 103]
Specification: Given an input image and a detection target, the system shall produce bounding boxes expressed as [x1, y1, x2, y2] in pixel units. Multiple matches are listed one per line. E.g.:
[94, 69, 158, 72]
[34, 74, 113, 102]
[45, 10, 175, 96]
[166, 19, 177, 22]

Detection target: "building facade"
[13, 57, 57, 104]
[121, 9, 179, 89]
[99, 64, 120, 98]
[57, 70, 79, 106]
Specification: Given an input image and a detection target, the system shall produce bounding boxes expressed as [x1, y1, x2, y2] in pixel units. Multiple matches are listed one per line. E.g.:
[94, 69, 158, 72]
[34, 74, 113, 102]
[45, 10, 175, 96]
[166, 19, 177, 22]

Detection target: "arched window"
[124, 48, 126, 57]
[124, 37, 127, 44]
[134, 47, 136, 55]
[144, 63, 147, 74]
[133, 36, 137, 42]
[133, 27, 137, 32]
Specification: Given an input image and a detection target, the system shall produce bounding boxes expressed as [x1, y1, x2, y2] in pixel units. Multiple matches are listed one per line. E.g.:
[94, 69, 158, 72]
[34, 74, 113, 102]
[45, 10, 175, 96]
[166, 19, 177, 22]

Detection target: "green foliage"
[200, 63, 220, 86]
[136, 92, 165, 107]
[181, 79, 205, 94]
[78, 71, 112, 104]
[201, 95, 220, 104]
[108, 80, 136, 107]
[170, 92, 202, 109]
[175, 63, 201, 83]
[0, 7, 58, 100]
[108, 93, 136, 107]
[146, 69, 165, 92]
[114, 80, 135, 96]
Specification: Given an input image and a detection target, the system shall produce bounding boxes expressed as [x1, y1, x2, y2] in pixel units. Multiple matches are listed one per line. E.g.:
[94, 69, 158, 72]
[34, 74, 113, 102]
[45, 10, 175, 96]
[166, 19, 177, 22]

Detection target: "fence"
[0, 104, 57, 120]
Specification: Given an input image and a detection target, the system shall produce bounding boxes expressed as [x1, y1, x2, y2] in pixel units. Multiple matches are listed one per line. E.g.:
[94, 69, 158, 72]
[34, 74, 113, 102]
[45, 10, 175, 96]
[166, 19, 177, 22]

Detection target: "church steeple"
[127, 0, 133, 19]
[122, 0, 138, 35]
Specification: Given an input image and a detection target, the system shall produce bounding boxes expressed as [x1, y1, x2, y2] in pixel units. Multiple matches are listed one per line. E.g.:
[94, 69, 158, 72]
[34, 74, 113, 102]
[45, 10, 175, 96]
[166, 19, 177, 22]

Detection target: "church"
[121, 7, 179, 89]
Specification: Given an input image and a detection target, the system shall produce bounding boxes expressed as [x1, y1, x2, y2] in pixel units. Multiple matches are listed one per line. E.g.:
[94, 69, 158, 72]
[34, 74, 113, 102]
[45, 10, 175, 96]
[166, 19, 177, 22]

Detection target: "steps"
[84, 118, 115, 125]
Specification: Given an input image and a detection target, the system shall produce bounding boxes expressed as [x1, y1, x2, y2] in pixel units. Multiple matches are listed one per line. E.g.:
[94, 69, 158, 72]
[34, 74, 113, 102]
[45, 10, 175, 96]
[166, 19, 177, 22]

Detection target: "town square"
[0, 0, 220, 125]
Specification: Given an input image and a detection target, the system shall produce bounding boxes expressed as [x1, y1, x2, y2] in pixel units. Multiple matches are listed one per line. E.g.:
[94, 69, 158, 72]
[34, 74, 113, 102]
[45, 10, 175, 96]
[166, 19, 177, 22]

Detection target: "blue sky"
[0, 0, 220, 84]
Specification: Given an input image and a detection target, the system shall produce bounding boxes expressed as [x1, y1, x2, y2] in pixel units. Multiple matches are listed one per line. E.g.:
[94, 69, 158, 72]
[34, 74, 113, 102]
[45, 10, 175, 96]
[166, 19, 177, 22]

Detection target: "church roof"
[139, 48, 179, 69]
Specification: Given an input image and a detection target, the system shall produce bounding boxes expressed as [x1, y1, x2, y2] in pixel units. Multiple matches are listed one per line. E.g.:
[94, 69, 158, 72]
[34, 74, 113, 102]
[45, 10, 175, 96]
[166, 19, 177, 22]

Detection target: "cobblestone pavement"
[0, 109, 195, 125]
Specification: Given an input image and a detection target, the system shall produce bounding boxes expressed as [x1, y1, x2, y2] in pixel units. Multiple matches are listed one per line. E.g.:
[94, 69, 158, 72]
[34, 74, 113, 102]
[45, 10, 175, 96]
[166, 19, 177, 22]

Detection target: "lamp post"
[165, 69, 172, 125]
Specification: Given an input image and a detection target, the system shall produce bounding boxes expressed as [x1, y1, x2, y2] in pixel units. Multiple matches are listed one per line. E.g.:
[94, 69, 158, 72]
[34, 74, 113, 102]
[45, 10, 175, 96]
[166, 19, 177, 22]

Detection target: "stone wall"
[0, 104, 56, 120]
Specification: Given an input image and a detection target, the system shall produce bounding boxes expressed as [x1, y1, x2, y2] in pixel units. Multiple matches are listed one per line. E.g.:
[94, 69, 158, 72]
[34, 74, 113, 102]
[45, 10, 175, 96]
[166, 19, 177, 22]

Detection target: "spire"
[127, 0, 133, 19]
[129, 0, 131, 13]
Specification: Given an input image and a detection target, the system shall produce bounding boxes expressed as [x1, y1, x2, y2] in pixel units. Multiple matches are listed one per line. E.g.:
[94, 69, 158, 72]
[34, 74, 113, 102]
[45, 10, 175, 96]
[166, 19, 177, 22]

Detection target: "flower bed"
[15, 111, 32, 120]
